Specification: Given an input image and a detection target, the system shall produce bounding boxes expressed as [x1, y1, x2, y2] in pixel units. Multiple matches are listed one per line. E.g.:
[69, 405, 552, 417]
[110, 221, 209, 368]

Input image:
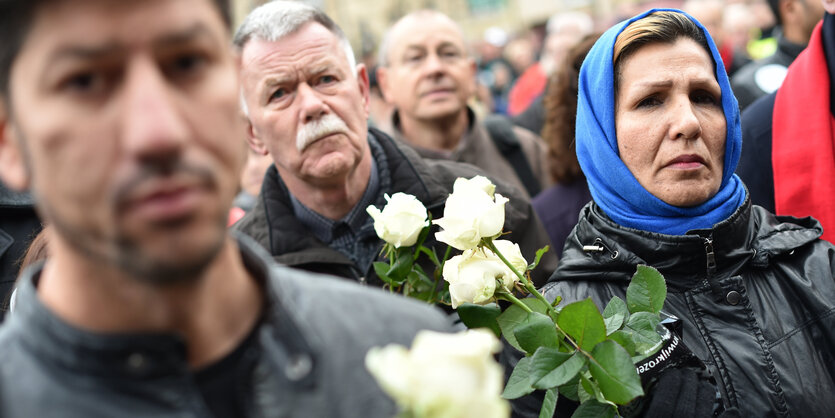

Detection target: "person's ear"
[355, 63, 371, 118]
[376, 65, 393, 104]
[245, 119, 269, 156]
[0, 100, 30, 190]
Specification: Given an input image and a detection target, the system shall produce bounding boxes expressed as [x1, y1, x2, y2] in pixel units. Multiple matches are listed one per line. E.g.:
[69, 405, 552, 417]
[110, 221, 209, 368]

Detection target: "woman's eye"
[637, 97, 661, 108]
[693, 92, 719, 105]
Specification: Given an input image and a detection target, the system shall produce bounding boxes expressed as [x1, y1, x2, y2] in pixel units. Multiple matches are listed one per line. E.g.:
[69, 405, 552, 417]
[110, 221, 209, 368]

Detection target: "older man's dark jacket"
[0, 184, 41, 320]
[234, 128, 556, 289]
[512, 200, 835, 416]
[0, 235, 454, 417]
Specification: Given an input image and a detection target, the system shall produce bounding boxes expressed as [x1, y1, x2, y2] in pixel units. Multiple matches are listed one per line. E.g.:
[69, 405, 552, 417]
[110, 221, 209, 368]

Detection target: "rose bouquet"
[366, 176, 672, 417]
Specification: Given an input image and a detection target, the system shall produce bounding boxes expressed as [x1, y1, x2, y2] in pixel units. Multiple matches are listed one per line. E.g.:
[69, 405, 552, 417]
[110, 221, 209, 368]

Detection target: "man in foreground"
[0, 0, 452, 416]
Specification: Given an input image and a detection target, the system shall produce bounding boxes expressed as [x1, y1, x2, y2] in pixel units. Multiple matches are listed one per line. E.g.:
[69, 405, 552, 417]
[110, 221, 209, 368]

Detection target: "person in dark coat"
[233, 3, 556, 291]
[513, 9, 835, 417]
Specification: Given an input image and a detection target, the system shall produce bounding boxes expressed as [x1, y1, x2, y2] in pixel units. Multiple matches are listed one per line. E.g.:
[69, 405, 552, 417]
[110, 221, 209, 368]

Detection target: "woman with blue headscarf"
[532, 9, 835, 417]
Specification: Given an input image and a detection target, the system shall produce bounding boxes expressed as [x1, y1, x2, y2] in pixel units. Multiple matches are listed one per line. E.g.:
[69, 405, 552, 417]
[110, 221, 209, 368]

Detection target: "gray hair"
[234, 1, 357, 114]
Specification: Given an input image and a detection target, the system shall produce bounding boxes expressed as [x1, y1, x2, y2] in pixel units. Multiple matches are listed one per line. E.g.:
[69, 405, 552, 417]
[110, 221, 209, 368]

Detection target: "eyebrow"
[46, 23, 216, 64]
[259, 63, 339, 90]
[631, 77, 718, 90]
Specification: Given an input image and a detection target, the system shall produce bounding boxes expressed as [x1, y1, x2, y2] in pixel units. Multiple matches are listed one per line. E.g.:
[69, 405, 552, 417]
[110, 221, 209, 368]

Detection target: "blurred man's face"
[239, 22, 371, 189]
[378, 14, 477, 123]
[0, 0, 245, 283]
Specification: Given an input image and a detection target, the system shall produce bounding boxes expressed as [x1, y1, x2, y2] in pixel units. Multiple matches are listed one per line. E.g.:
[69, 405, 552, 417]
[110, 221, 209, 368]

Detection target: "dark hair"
[541, 33, 600, 184]
[0, 0, 231, 99]
[613, 11, 712, 96]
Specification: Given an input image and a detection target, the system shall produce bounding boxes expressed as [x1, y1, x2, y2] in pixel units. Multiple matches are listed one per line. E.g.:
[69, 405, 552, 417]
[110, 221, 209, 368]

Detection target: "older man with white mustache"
[233, 1, 556, 290]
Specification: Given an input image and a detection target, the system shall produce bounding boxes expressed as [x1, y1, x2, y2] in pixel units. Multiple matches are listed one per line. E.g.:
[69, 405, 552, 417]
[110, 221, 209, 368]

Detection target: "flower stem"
[497, 291, 533, 313]
[483, 239, 556, 316]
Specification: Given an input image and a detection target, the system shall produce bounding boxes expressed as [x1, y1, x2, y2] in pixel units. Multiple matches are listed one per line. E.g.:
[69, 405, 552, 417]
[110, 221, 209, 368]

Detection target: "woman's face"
[615, 37, 726, 207]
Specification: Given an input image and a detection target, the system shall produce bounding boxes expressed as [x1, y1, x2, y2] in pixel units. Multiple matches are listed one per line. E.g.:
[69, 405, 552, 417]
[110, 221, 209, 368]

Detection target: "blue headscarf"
[575, 8, 747, 235]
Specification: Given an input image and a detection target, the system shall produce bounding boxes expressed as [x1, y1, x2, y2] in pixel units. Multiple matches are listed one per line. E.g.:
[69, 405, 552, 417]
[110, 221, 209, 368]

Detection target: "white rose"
[443, 246, 524, 308]
[489, 240, 528, 289]
[366, 193, 429, 248]
[434, 176, 509, 251]
[365, 330, 510, 418]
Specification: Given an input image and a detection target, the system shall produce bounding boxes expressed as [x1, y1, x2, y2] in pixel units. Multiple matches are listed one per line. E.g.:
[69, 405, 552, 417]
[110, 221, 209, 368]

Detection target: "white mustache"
[296, 113, 350, 151]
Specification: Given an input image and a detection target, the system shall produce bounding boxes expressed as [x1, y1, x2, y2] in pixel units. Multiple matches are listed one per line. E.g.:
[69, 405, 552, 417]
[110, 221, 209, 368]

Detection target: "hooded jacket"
[233, 128, 556, 289]
[543, 200, 835, 416]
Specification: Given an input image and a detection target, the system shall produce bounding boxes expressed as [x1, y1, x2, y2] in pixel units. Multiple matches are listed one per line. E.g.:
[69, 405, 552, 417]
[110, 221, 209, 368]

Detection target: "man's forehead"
[22, 0, 225, 52]
[390, 15, 466, 50]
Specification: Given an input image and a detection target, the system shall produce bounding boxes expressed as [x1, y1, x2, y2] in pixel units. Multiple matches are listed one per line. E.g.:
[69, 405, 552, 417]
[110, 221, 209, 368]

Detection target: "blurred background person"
[377, 10, 551, 198]
[683, 0, 752, 77]
[738, 0, 834, 243]
[732, 0, 826, 110]
[531, 34, 599, 258]
[507, 11, 594, 118]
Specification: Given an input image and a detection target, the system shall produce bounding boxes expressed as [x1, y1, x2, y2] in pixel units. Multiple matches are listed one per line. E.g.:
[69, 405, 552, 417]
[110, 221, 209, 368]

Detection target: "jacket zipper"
[703, 237, 717, 277]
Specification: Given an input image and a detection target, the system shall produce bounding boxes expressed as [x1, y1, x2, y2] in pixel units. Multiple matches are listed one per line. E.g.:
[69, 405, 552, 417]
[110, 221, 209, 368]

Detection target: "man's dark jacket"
[521, 200, 835, 416]
[731, 31, 807, 111]
[234, 128, 556, 289]
[0, 235, 454, 417]
[0, 184, 41, 320]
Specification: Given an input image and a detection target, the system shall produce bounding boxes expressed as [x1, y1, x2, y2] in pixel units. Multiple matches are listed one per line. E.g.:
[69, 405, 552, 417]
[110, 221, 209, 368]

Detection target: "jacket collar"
[555, 197, 822, 291]
[7, 234, 318, 387]
[0, 183, 35, 208]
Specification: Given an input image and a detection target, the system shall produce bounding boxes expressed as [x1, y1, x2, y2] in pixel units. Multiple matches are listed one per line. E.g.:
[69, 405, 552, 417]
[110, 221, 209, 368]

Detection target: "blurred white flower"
[365, 329, 510, 418]
[434, 176, 508, 251]
[367, 193, 429, 248]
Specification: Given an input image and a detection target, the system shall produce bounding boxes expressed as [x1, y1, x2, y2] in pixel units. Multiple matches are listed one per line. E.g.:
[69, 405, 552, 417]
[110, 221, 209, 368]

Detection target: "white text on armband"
[636, 334, 681, 375]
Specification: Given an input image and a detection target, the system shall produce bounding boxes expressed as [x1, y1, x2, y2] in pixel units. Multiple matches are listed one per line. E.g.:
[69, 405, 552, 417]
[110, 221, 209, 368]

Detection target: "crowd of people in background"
[0, 0, 833, 416]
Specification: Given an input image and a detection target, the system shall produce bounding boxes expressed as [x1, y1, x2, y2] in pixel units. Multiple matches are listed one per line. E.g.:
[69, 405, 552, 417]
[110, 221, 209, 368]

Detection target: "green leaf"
[558, 374, 581, 402]
[497, 298, 550, 352]
[457, 303, 502, 337]
[626, 265, 667, 314]
[373, 262, 395, 286]
[529, 245, 551, 271]
[623, 312, 663, 355]
[578, 373, 603, 404]
[570, 400, 616, 418]
[588, 340, 644, 405]
[514, 312, 560, 353]
[534, 351, 587, 389]
[502, 356, 535, 399]
[608, 331, 637, 356]
[602, 297, 628, 335]
[538, 388, 558, 418]
[387, 249, 414, 282]
[527, 348, 570, 384]
[556, 299, 607, 351]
